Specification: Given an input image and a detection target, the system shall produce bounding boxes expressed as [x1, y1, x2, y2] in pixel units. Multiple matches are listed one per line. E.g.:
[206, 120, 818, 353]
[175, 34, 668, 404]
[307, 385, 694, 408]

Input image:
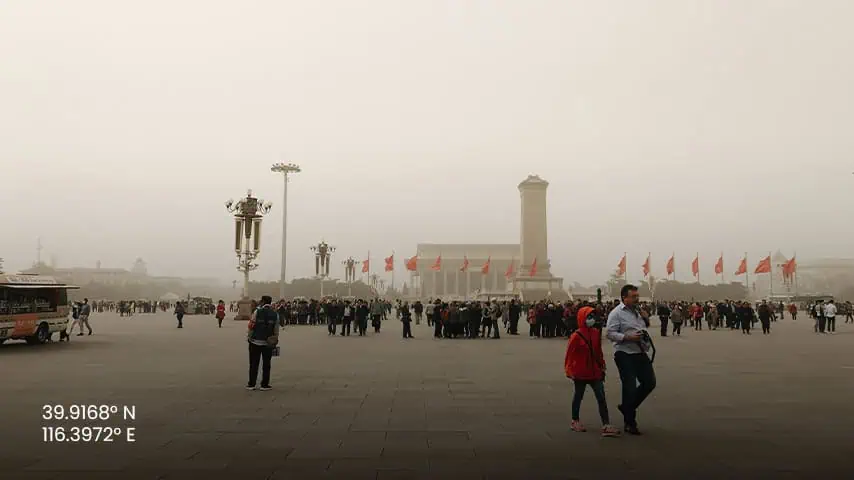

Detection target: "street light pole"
[226, 190, 272, 320]
[271, 162, 301, 300]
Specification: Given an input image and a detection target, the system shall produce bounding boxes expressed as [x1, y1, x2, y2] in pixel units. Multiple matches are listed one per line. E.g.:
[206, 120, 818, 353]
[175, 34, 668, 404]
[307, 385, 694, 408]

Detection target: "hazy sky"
[1, 0, 852, 286]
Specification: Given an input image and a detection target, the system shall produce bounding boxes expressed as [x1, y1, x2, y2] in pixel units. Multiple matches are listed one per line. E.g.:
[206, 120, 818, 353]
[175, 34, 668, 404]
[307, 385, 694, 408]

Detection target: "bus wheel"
[26, 323, 50, 345]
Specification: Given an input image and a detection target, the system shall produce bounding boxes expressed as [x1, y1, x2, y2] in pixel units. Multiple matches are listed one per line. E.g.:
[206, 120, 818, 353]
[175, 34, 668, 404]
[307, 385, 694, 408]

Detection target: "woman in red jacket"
[564, 306, 620, 437]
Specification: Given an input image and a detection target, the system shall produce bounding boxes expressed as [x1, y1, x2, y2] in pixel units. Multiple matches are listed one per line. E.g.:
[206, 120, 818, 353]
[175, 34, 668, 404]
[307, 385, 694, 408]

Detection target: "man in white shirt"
[823, 300, 837, 334]
[606, 284, 656, 435]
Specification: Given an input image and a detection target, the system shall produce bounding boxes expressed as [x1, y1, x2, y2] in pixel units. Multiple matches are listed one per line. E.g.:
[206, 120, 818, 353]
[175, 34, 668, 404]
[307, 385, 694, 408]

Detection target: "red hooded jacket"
[563, 306, 606, 381]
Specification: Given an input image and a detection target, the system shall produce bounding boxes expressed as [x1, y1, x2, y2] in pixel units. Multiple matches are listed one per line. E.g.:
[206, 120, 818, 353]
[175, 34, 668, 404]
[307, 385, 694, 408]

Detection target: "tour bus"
[0, 274, 79, 345]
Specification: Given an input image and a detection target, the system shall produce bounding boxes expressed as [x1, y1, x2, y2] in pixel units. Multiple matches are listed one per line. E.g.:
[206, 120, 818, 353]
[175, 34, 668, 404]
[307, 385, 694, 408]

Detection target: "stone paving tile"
[2, 313, 854, 478]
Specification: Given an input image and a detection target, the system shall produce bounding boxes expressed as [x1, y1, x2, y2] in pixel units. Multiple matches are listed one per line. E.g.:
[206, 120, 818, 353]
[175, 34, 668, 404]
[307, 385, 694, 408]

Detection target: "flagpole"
[721, 252, 725, 284]
[391, 250, 395, 294]
[770, 251, 776, 297]
[794, 251, 799, 296]
[672, 252, 675, 281]
[624, 252, 628, 284]
[745, 252, 749, 298]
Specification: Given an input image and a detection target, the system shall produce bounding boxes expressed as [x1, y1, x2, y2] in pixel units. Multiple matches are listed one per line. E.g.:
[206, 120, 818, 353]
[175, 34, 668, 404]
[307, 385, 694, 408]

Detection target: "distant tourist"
[174, 302, 185, 328]
[606, 285, 656, 436]
[400, 302, 414, 339]
[215, 300, 226, 328]
[565, 306, 620, 437]
[67, 301, 82, 336]
[246, 295, 279, 391]
[824, 299, 837, 334]
[757, 301, 773, 334]
[78, 298, 93, 336]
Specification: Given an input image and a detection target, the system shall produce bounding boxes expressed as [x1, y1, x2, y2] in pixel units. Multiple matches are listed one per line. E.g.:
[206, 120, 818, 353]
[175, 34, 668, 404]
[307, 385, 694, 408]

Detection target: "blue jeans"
[572, 379, 609, 424]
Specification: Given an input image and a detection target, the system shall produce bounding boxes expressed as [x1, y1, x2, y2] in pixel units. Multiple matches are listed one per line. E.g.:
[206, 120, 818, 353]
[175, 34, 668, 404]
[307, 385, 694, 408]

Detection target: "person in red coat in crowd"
[564, 306, 620, 437]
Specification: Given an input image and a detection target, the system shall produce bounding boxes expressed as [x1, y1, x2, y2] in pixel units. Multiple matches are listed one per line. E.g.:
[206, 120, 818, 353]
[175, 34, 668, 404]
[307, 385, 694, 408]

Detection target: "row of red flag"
[359, 254, 539, 278]
[618, 253, 798, 279]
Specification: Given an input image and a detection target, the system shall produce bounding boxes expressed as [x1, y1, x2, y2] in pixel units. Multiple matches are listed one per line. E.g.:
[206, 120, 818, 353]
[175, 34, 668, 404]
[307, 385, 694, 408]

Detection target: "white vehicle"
[0, 274, 79, 345]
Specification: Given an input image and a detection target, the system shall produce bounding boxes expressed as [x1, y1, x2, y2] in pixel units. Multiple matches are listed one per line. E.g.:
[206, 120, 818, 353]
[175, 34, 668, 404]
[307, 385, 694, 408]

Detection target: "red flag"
[460, 256, 470, 272]
[616, 254, 626, 276]
[405, 255, 417, 271]
[691, 254, 699, 278]
[714, 255, 723, 275]
[384, 255, 394, 272]
[481, 256, 491, 275]
[504, 260, 514, 279]
[666, 255, 674, 276]
[783, 256, 797, 279]
[754, 256, 771, 274]
[734, 257, 747, 276]
[642, 255, 650, 277]
[361, 258, 370, 273]
[431, 255, 442, 271]
[530, 257, 538, 277]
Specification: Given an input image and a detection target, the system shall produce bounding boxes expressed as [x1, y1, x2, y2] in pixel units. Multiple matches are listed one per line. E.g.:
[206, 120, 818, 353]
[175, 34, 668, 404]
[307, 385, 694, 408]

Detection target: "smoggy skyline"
[1, 0, 852, 286]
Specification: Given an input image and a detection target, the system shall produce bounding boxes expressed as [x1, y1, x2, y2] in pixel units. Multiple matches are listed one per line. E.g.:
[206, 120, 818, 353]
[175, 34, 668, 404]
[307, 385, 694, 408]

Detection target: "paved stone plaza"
[1, 311, 853, 479]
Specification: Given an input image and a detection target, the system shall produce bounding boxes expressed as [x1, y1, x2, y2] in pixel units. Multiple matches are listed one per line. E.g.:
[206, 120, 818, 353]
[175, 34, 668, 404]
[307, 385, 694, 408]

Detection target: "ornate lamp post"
[311, 240, 335, 298]
[342, 256, 357, 297]
[226, 190, 272, 320]
[271, 162, 301, 301]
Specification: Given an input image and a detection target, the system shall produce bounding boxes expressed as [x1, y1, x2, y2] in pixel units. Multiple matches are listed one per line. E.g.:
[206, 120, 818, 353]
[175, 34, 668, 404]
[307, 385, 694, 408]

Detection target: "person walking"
[215, 300, 226, 328]
[432, 300, 443, 338]
[565, 306, 620, 437]
[413, 300, 424, 325]
[78, 298, 93, 336]
[174, 301, 185, 329]
[67, 301, 82, 337]
[757, 301, 773, 334]
[656, 303, 671, 337]
[356, 300, 370, 336]
[606, 285, 656, 436]
[246, 295, 279, 391]
[824, 299, 837, 334]
[815, 300, 825, 333]
[670, 305, 683, 336]
[370, 299, 384, 333]
[400, 302, 414, 338]
[341, 301, 353, 336]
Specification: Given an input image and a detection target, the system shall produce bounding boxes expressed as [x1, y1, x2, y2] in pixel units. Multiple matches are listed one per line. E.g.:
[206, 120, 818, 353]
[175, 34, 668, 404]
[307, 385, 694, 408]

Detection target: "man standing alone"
[606, 285, 656, 435]
[247, 295, 279, 391]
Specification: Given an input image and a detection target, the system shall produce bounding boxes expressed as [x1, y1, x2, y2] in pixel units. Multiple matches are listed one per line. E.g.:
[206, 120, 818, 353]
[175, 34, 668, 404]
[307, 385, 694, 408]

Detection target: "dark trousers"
[529, 323, 539, 337]
[509, 318, 519, 334]
[248, 343, 272, 387]
[341, 319, 351, 336]
[176, 313, 184, 328]
[818, 316, 826, 333]
[614, 351, 656, 428]
[827, 317, 835, 332]
[659, 316, 669, 337]
[572, 379, 609, 424]
[402, 321, 413, 338]
[434, 320, 442, 338]
[672, 322, 682, 335]
[761, 319, 770, 334]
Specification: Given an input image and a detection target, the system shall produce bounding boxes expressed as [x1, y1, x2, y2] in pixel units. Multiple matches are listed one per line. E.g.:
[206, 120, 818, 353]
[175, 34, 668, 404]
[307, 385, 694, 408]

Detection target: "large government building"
[409, 175, 564, 300]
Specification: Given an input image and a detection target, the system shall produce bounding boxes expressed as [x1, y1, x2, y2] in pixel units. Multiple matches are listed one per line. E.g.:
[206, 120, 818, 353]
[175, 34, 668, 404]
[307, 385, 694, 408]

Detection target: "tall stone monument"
[516, 175, 563, 297]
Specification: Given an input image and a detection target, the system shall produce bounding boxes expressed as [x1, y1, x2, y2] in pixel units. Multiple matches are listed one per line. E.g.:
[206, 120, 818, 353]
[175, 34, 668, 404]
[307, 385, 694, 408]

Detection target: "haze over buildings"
[1, 1, 852, 287]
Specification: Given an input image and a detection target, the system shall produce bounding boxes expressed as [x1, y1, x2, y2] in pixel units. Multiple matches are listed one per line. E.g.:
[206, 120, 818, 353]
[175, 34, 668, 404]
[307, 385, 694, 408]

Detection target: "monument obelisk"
[517, 175, 562, 296]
